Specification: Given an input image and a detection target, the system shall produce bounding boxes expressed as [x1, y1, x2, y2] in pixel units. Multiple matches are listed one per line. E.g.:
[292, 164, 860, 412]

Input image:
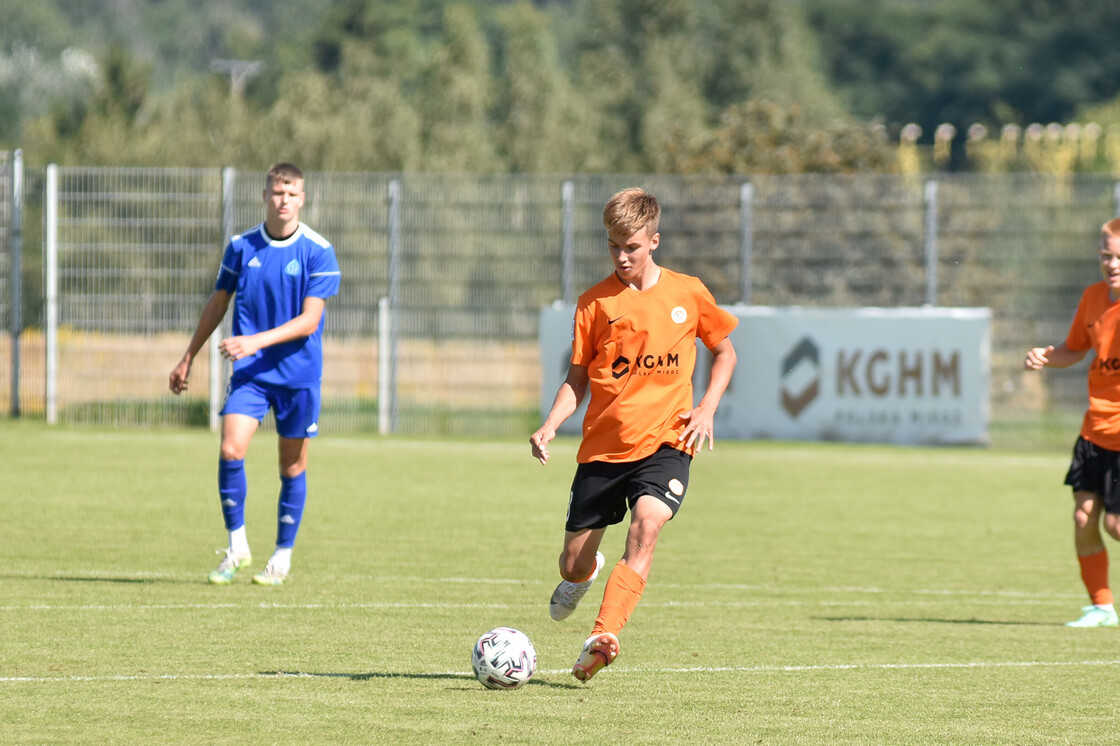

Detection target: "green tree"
[700, 0, 845, 124]
[807, 0, 1120, 143]
[0, 1, 71, 52]
[567, 0, 702, 170]
[639, 43, 711, 173]
[21, 45, 153, 164]
[563, 0, 849, 171]
[417, 4, 496, 172]
[677, 99, 896, 175]
[311, 0, 441, 83]
[493, 1, 605, 172]
[262, 71, 423, 171]
[0, 45, 100, 147]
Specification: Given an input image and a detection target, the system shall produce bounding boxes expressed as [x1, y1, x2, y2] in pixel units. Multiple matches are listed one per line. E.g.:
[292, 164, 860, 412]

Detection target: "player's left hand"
[678, 408, 716, 451]
[219, 335, 262, 362]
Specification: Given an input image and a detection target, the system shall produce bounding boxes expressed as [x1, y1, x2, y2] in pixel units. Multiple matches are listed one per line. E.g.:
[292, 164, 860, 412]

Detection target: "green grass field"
[3, 422, 1120, 745]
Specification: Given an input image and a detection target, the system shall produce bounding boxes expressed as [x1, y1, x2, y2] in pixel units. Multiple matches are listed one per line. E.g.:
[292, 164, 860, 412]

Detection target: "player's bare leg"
[1068, 491, 1119, 627]
[551, 528, 606, 620]
[571, 498, 673, 680]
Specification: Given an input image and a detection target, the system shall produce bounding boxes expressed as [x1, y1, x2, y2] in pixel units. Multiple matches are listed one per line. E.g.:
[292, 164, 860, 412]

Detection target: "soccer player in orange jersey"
[1024, 217, 1120, 628]
[530, 188, 738, 680]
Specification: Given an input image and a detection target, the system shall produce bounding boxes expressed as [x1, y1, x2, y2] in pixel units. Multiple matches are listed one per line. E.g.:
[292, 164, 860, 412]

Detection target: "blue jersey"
[215, 222, 341, 388]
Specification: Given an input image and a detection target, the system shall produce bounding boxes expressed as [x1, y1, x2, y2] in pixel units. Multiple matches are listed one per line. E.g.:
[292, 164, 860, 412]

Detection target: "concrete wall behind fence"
[0, 161, 1113, 440]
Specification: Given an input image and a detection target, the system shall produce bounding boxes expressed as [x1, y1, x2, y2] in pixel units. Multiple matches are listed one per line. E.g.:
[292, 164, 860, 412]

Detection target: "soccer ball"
[471, 627, 537, 689]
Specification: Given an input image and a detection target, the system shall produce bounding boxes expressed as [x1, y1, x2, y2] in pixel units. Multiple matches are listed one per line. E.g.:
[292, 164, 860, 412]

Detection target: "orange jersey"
[571, 268, 738, 463]
[1067, 281, 1120, 449]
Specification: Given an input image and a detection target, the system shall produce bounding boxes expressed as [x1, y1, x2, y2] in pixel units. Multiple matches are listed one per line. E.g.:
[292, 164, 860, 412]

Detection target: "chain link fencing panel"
[1, 165, 1113, 444]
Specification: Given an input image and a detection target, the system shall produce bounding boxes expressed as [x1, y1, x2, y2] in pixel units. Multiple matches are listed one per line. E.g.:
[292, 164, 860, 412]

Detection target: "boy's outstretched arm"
[1023, 342, 1086, 371]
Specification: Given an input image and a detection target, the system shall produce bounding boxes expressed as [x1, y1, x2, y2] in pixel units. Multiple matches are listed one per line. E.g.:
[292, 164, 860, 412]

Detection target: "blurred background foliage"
[3, 0, 1120, 174]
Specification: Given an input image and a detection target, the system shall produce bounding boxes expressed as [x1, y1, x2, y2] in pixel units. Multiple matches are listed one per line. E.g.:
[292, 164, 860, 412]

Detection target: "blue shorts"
[221, 379, 321, 439]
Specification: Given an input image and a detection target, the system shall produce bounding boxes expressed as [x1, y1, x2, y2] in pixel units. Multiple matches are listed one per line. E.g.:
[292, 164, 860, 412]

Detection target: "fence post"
[739, 181, 753, 305]
[45, 164, 58, 425]
[385, 178, 401, 434]
[561, 180, 575, 304]
[8, 149, 21, 418]
[1114, 181, 1120, 217]
[378, 296, 391, 435]
[924, 179, 939, 307]
[210, 167, 236, 432]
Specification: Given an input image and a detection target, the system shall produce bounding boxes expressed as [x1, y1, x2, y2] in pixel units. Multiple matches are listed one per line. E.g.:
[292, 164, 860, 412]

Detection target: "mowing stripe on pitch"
[0, 595, 1080, 612]
[2, 568, 1086, 600]
[3, 659, 1119, 684]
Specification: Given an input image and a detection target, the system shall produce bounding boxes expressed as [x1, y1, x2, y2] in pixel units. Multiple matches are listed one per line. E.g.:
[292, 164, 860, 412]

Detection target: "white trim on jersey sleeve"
[299, 225, 333, 249]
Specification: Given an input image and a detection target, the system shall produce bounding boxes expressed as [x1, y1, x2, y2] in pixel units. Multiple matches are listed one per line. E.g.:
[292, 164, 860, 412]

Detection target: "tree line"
[3, 0, 1120, 174]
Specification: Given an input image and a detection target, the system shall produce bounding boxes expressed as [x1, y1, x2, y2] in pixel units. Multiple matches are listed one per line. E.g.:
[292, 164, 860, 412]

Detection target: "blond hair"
[1103, 217, 1120, 243]
[603, 188, 660, 236]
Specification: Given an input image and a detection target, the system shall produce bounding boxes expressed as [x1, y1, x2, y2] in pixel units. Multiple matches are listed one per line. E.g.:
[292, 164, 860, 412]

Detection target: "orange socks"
[1077, 549, 1113, 606]
[591, 562, 646, 636]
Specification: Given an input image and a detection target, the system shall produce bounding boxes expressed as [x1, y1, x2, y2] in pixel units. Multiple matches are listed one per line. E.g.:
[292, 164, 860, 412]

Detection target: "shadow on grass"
[817, 615, 1055, 627]
[42, 575, 199, 585]
[264, 670, 580, 689]
[0, 573, 170, 584]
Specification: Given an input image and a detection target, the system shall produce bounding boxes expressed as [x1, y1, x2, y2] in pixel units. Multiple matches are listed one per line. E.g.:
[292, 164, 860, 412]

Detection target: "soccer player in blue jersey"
[169, 163, 341, 586]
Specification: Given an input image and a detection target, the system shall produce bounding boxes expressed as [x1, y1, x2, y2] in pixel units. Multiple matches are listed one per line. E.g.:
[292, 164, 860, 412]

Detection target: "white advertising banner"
[539, 304, 991, 445]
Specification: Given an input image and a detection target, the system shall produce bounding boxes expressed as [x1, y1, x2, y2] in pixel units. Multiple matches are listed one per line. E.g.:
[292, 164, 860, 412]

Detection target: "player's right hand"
[529, 427, 554, 465]
[1023, 345, 1053, 370]
[169, 359, 190, 394]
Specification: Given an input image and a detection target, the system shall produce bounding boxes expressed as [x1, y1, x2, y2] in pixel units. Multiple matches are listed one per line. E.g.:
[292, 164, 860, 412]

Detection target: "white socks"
[228, 527, 291, 573]
[269, 547, 292, 574]
[229, 526, 250, 557]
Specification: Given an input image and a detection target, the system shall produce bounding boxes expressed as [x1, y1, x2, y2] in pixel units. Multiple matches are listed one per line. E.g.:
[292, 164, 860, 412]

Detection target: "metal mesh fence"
[48, 167, 224, 427]
[0, 164, 1115, 440]
[750, 174, 928, 307]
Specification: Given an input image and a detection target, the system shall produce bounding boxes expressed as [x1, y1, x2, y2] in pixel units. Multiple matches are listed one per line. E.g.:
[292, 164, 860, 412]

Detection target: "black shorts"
[1064, 436, 1120, 514]
[564, 444, 692, 532]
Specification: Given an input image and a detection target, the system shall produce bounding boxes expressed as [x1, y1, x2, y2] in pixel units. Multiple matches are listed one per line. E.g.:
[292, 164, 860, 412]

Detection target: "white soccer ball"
[471, 626, 537, 689]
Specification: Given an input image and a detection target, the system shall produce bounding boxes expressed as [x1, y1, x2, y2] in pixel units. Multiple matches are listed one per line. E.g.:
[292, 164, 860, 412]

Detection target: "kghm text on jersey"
[611, 352, 681, 379]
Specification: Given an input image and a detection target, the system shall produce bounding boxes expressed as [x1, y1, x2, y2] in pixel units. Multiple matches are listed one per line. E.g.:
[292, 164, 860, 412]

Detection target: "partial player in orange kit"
[1024, 217, 1120, 628]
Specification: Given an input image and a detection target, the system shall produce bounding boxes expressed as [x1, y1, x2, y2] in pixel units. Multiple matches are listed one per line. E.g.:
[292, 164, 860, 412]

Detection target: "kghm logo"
[781, 336, 820, 418]
[612, 355, 630, 379]
[612, 352, 680, 379]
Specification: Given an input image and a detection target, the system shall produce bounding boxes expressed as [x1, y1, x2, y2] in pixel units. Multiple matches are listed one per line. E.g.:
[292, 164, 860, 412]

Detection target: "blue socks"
[217, 458, 247, 531]
[275, 472, 307, 549]
[218, 460, 307, 551]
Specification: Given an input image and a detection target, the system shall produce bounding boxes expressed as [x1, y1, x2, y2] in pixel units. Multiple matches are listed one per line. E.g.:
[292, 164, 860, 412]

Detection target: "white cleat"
[251, 560, 288, 586]
[208, 550, 251, 585]
[550, 552, 605, 621]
